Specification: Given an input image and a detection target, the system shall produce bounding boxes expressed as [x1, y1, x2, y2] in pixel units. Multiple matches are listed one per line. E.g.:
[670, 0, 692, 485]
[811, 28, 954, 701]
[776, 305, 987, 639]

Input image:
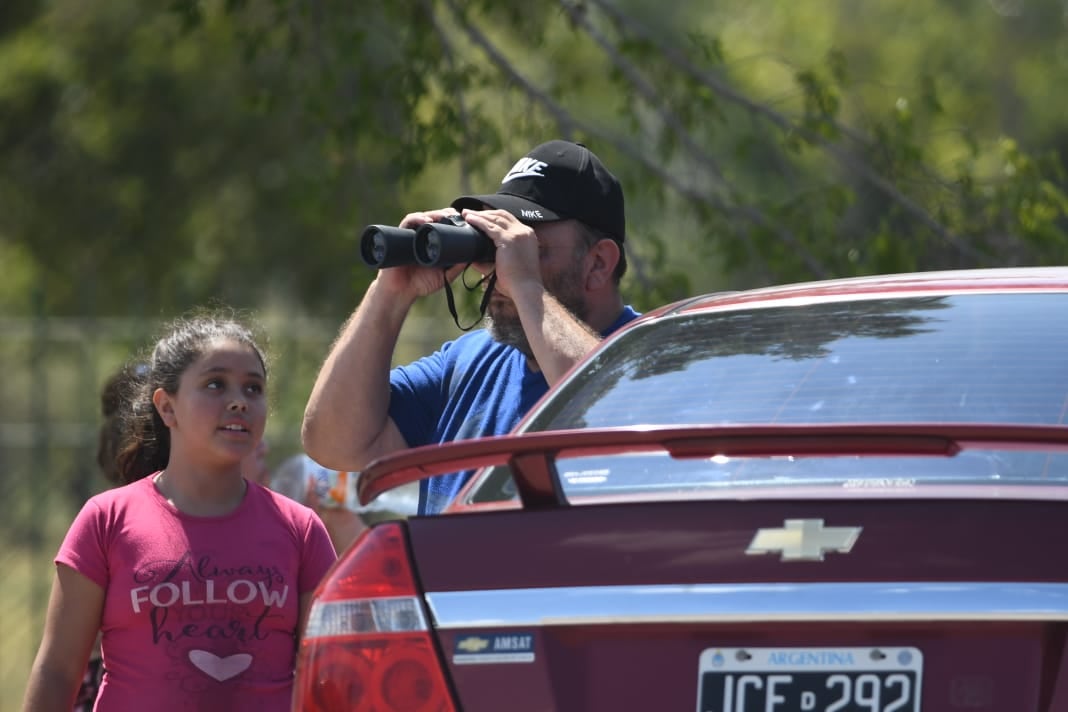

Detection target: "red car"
[293, 266, 1068, 712]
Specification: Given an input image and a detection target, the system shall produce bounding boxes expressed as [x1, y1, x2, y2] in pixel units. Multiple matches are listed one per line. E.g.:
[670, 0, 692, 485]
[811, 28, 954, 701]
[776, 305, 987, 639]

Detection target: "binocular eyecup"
[359, 216, 496, 269]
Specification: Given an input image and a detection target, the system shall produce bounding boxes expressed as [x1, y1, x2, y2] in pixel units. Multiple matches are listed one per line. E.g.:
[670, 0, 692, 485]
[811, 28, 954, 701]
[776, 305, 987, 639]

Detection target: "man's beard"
[485, 256, 588, 362]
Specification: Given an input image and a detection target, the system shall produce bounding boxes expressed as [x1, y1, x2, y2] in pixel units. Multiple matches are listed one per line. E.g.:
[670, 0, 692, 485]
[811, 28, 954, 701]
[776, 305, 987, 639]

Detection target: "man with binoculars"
[302, 139, 640, 515]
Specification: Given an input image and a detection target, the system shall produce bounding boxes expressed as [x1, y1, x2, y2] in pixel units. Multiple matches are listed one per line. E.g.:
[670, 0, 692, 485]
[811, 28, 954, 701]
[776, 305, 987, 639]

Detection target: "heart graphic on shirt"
[188, 650, 252, 681]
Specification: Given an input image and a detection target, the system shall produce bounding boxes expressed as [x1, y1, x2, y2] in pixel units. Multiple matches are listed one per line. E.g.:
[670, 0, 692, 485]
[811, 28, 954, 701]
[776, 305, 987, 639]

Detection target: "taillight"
[293, 522, 456, 712]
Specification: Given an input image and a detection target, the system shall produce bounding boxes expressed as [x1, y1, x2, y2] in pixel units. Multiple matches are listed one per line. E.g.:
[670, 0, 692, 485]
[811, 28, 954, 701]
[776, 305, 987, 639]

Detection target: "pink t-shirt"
[57, 476, 337, 712]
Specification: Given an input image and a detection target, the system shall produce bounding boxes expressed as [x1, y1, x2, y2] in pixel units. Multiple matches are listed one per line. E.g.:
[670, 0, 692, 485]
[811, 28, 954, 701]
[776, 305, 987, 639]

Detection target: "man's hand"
[459, 208, 543, 298]
[372, 209, 470, 302]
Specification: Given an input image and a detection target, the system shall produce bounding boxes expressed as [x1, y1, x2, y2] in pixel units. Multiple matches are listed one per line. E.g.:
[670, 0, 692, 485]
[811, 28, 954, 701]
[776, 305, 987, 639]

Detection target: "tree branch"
[441, 0, 829, 278]
[422, 0, 475, 194]
[556, 1, 728, 191]
[589, 0, 981, 261]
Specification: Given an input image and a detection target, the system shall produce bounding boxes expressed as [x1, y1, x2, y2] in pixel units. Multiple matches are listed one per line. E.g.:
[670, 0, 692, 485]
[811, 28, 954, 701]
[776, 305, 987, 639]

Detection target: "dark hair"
[96, 362, 148, 484]
[578, 222, 627, 284]
[113, 312, 268, 484]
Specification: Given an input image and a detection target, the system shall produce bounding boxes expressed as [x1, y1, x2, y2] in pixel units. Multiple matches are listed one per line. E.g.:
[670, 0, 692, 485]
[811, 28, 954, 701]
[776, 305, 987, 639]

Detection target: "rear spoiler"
[358, 423, 1068, 510]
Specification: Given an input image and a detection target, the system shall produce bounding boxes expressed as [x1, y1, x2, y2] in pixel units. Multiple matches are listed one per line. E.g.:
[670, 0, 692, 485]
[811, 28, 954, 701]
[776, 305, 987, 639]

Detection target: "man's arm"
[512, 288, 602, 384]
[301, 278, 415, 472]
[303, 210, 468, 471]
[512, 232, 625, 384]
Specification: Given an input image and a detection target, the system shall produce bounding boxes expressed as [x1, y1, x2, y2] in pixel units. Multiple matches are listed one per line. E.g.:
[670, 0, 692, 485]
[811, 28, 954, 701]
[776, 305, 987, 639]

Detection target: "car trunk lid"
[408, 498, 1068, 711]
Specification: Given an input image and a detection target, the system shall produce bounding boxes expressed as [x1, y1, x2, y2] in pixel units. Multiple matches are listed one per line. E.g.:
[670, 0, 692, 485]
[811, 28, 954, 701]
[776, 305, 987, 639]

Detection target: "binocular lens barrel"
[359, 218, 495, 268]
[414, 222, 495, 267]
[359, 225, 417, 268]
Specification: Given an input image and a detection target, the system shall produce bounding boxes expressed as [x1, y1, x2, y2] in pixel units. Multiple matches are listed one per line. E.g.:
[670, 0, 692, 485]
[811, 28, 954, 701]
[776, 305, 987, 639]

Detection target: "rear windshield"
[469, 293, 1068, 504]
[528, 293, 1067, 430]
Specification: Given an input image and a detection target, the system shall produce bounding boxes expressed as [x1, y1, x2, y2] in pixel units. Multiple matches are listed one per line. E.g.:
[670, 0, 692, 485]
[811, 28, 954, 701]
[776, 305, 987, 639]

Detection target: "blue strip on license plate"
[697, 646, 922, 712]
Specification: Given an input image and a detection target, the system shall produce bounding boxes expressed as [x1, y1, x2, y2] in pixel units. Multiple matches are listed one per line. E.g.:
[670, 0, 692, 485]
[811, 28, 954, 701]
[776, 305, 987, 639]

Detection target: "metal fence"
[0, 310, 449, 709]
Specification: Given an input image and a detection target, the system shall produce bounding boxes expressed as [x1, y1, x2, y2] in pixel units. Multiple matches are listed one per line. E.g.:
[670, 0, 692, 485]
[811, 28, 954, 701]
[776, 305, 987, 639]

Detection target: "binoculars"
[359, 215, 496, 269]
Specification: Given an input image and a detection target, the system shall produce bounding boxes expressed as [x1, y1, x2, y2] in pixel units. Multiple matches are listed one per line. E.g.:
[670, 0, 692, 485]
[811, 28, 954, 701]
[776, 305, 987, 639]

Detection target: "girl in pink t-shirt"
[23, 312, 337, 712]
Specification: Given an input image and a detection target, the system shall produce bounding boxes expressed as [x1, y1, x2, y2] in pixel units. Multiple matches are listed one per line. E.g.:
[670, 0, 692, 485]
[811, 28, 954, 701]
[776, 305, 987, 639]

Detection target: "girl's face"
[153, 338, 268, 469]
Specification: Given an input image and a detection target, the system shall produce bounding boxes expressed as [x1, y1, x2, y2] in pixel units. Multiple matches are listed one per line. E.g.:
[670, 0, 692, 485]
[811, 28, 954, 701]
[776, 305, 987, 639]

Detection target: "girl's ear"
[586, 238, 621, 291]
[152, 388, 177, 428]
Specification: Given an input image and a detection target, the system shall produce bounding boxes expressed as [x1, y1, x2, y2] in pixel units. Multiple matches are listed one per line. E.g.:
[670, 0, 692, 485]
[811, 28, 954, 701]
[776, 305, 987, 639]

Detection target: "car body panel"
[408, 498, 1068, 592]
[404, 497, 1068, 711]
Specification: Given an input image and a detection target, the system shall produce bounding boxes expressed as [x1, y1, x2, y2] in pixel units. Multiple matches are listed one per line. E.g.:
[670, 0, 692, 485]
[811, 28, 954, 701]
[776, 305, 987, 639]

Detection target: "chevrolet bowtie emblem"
[456, 636, 490, 653]
[746, 519, 862, 561]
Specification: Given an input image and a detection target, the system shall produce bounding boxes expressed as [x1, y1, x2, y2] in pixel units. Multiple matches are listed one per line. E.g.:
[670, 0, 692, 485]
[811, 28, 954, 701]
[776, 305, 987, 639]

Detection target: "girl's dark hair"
[113, 312, 268, 484]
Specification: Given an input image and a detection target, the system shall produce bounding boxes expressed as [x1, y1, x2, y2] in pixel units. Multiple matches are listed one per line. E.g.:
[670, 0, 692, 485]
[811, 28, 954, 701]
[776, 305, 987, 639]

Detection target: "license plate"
[697, 646, 922, 712]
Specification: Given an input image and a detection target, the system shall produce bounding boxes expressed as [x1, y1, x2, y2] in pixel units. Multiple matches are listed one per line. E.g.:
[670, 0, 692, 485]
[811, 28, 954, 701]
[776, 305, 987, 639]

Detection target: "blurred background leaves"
[2, 0, 1065, 321]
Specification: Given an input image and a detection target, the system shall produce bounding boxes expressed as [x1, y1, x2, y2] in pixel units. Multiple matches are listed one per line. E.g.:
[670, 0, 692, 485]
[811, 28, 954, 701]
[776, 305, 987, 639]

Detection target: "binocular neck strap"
[443, 268, 497, 331]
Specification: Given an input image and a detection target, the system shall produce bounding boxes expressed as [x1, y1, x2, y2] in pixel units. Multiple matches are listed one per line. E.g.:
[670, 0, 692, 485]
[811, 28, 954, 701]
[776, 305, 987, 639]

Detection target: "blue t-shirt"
[389, 306, 640, 514]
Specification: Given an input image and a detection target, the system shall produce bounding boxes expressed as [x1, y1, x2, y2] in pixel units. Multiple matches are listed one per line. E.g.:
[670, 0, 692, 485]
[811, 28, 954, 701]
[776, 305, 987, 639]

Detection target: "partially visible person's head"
[114, 311, 269, 483]
[268, 453, 352, 508]
[452, 140, 628, 358]
[96, 362, 147, 484]
[267, 453, 312, 503]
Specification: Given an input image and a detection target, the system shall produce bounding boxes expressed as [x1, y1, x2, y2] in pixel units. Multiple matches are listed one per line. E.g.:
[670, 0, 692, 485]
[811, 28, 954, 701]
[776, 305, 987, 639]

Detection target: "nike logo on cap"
[502, 157, 548, 184]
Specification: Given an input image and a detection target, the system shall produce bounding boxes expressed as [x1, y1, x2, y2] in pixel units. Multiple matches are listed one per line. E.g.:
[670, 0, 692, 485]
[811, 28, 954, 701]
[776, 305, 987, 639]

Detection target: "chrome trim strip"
[425, 582, 1068, 628]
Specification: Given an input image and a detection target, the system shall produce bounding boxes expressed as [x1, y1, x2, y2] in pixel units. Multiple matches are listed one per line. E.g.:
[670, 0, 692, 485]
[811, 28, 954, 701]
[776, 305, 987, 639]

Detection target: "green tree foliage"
[1, 0, 1066, 318]
[0, 0, 409, 316]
